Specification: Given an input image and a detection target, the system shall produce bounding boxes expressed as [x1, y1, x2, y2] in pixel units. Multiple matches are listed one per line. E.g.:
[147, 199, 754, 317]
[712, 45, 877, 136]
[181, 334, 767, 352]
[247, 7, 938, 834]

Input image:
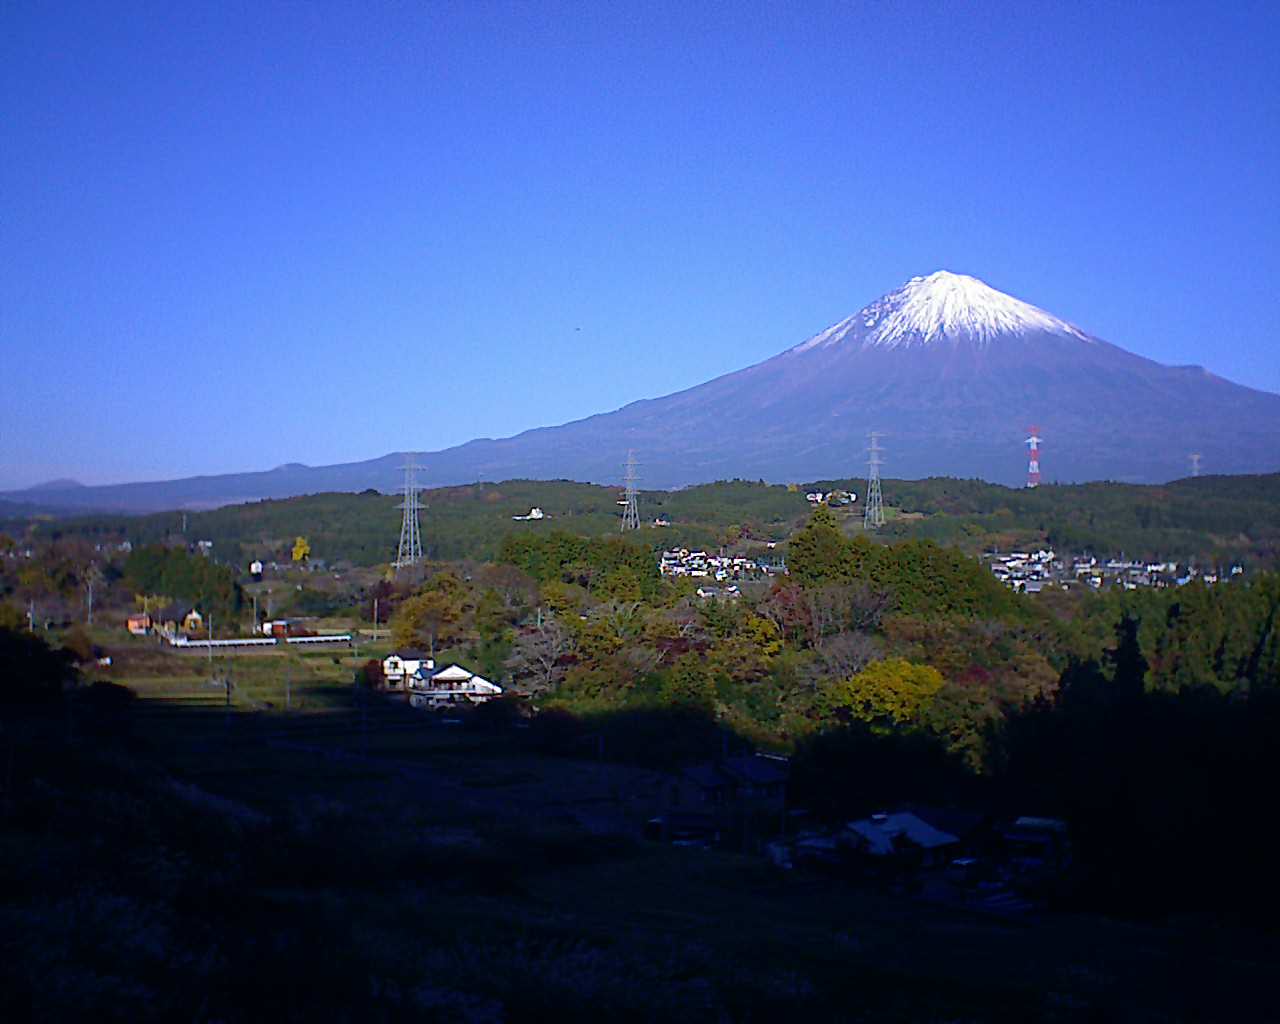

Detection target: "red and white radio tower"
[1025, 425, 1042, 488]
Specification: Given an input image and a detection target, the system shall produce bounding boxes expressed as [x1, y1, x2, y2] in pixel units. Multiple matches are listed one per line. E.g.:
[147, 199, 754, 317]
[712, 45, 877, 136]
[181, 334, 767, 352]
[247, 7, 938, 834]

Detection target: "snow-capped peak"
[793, 271, 1091, 353]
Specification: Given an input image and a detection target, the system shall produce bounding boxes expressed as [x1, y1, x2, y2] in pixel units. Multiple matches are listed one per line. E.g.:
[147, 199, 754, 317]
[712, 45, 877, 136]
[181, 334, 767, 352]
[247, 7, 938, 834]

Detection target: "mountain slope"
[9, 271, 1279, 511]
[411, 271, 1280, 487]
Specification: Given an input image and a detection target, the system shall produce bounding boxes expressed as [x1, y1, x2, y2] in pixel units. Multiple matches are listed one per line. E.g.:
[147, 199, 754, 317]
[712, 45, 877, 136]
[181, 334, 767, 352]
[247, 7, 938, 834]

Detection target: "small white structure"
[382, 649, 433, 692]
[249, 559, 264, 578]
[512, 507, 546, 521]
[408, 663, 503, 708]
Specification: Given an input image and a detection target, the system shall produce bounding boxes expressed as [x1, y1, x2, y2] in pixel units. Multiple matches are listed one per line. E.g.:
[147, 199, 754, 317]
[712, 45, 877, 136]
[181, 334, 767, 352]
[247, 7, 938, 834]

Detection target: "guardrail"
[166, 634, 352, 649]
[285, 634, 352, 645]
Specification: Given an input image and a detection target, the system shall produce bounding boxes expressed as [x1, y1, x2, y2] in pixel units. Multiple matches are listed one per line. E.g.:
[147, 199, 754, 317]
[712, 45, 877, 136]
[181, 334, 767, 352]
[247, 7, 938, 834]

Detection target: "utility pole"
[372, 597, 379, 643]
[85, 564, 102, 626]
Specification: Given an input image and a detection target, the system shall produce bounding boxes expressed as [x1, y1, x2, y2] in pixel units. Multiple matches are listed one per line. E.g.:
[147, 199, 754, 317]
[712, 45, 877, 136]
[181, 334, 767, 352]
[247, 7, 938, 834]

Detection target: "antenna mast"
[1025, 426, 1042, 489]
[395, 457, 424, 568]
[620, 450, 640, 531]
[864, 432, 885, 530]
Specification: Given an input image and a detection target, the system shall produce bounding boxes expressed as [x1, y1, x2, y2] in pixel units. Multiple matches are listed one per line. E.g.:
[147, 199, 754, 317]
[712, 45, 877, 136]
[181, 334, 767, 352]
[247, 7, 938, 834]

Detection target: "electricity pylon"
[395, 458, 424, 568]
[620, 450, 640, 531]
[864, 432, 885, 530]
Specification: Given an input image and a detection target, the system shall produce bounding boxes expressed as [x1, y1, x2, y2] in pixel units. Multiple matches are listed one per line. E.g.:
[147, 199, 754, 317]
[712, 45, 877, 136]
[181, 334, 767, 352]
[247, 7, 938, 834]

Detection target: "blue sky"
[2, 0, 1277, 488]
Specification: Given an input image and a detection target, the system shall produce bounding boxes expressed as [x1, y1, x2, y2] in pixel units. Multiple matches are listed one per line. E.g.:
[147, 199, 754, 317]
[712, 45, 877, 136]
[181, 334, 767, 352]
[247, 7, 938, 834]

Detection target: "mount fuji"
[409, 270, 1280, 488]
[8, 271, 1280, 511]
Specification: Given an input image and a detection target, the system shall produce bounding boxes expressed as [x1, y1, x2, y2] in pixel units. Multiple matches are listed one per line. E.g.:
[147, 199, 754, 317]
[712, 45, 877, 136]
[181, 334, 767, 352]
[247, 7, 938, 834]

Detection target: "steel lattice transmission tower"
[1189, 452, 1202, 478]
[395, 458, 424, 568]
[863, 432, 885, 530]
[1025, 426, 1042, 489]
[619, 450, 640, 531]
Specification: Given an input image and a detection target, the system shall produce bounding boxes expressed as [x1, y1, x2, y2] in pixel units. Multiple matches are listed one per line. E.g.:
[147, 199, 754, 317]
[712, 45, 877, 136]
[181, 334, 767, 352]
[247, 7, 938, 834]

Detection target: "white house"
[382, 649, 433, 692]
[408, 664, 503, 708]
[844, 812, 959, 864]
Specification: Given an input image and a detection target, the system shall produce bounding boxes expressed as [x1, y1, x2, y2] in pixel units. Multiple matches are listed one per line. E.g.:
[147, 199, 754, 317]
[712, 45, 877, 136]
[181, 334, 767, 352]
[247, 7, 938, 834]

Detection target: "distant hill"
[23, 478, 86, 492]
[5, 271, 1278, 513]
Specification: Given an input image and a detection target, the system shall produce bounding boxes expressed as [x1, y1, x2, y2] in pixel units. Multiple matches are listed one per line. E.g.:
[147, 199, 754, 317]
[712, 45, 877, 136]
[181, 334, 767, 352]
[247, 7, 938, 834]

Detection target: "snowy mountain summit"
[793, 270, 1091, 352]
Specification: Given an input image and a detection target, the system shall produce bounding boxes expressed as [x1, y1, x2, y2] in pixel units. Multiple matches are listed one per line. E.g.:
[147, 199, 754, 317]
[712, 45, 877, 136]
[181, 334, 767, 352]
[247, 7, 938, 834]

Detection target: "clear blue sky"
[2, 0, 1277, 489]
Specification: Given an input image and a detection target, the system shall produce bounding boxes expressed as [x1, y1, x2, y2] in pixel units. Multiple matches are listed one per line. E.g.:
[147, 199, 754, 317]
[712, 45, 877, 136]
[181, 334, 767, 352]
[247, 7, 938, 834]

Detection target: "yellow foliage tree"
[825, 658, 945, 727]
[291, 536, 311, 563]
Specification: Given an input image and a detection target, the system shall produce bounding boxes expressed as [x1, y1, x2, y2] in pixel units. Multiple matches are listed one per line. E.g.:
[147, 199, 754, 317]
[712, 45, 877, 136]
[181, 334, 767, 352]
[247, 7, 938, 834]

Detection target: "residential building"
[382, 649, 433, 692]
[407, 664, 503, 707]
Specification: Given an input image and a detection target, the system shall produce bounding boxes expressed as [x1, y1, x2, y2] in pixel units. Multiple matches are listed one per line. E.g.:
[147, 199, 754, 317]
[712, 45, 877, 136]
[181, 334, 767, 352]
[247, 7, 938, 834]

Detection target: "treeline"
[11, 473, 1280, 572]
[812, 473, 1280, 566]
[498, 531, 661, 598]
[1068, 574, 1280, 693]
[19, 479, 812, 568]
[789, 505, 1024, 619]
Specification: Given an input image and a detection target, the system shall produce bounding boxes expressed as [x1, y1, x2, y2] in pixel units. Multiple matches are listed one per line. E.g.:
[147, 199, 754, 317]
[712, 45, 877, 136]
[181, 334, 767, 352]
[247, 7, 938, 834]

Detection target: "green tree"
[0, 627, 77, 704]
[0, 602, 25, 632]
[658, 653, 716, 712]
[474, 588, 510, 643]
[788, 505, 854, 586]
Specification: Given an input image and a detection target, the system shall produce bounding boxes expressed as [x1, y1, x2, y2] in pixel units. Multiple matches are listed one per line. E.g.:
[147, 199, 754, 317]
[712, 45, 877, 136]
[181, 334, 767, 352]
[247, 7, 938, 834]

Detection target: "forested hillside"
[6, 474, 1279, 571]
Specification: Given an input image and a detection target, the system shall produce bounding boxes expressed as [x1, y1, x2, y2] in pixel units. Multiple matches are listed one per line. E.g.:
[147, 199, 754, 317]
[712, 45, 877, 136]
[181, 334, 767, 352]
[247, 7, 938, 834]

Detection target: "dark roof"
[907, 805, 987, 839]
[156, 603, 189, 620]
[388, 648, 429, 660]
[723, 755, 790, 786]
[682, 764, 735, 790]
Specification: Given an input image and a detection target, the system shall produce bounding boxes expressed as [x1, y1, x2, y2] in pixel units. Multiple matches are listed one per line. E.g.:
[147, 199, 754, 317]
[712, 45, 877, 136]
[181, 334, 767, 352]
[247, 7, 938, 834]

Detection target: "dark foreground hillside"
[4, 697, 1279, 1022]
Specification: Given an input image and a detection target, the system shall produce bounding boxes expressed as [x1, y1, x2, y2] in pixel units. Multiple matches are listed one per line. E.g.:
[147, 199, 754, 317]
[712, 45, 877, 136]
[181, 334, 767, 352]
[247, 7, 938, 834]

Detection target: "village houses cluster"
[985, 548, 1243, 593]
[658, 548, 783, 583]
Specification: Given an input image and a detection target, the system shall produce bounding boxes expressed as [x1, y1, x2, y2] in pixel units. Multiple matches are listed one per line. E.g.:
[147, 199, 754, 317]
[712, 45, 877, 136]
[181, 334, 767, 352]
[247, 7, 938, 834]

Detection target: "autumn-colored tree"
[353, 659, 385, 690]
[824, 658, 945, 729]
[391, 587, 464, 656]
[291, 536, 311, 563]
[61, 625, 95, 663]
